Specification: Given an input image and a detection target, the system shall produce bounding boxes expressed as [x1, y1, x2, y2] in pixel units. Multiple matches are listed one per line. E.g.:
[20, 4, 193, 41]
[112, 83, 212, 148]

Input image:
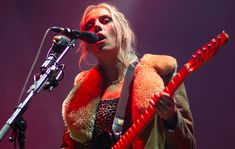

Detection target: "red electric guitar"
[112, 31, 229, 149]
[92, 31, 229, 149]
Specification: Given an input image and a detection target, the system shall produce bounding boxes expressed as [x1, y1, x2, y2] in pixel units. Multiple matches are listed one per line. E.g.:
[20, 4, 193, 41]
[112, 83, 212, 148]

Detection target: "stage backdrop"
[0, 0, 234, 148]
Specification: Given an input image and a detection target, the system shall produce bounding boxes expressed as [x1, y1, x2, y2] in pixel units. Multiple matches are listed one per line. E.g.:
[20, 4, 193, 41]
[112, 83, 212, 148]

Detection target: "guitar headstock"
[185, 31, 229, 72]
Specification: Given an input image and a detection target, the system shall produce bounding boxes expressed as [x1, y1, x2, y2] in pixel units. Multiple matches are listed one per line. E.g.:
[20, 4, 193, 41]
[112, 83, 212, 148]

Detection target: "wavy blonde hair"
[78, 3, 138, 68]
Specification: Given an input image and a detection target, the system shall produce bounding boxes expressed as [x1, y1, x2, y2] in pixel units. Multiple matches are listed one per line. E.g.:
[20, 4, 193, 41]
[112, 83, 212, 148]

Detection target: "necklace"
[110, 76, 124, 86]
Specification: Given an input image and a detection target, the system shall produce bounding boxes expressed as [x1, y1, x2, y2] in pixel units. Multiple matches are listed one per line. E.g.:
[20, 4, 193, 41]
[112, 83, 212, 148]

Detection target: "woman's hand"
[152, 92, 177, 127]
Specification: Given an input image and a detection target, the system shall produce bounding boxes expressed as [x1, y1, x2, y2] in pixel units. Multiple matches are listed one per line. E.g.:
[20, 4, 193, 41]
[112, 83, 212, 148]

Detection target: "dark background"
[0, 0, 234, 148]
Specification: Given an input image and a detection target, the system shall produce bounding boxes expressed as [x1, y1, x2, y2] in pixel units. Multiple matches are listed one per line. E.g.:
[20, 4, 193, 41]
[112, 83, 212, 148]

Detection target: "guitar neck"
[112, 66, 189, 149]
[112, 104, 156, 149]
[163, 66, 189, 95]
[112, 31, 229, 149]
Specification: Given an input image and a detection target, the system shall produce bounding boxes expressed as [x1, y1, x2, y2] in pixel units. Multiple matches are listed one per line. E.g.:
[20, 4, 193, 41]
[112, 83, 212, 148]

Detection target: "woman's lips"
[97, 33, 106, 41]
[94, 33, 106, 51]
[96, 41, 105, 50]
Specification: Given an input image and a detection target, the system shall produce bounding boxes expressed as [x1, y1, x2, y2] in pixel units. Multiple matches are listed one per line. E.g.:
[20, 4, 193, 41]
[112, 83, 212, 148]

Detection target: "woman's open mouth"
[97, 33, 106, 42]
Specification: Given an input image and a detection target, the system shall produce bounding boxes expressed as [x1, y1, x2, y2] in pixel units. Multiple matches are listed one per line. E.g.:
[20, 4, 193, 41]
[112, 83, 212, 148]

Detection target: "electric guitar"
[92, 31, 229, 149]
[112, 31, 229, 149]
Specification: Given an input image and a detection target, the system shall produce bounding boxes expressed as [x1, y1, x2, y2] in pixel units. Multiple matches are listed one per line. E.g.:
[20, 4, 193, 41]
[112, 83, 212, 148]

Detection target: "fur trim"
[131, 54, 177, 147]
[62, 67, 104, 143]
[63, 98, 100, 143]
[132, 54, 177, 120]
[62, 54, 177, 144]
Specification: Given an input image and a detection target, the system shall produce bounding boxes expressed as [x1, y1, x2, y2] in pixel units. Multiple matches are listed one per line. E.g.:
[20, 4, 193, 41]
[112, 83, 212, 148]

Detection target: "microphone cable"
[17, 28, 51, 104]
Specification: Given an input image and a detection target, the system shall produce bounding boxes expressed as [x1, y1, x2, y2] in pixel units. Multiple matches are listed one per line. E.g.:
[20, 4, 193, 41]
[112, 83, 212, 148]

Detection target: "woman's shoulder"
[74, 66, 102, 86]
[140, 53, 177, 64]
[138, 53, 177, 76]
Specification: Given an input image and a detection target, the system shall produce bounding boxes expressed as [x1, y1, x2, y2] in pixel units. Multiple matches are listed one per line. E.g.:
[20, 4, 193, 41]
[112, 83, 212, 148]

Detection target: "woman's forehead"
[84, 7, 111, 21]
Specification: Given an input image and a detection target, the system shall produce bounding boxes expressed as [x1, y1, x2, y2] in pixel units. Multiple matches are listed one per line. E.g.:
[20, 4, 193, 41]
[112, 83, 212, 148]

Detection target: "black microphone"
[49, 27, 99, 44]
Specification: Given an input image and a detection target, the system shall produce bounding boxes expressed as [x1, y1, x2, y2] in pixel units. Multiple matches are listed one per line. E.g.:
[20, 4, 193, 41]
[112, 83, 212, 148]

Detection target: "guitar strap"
[112, 61, 138, 138]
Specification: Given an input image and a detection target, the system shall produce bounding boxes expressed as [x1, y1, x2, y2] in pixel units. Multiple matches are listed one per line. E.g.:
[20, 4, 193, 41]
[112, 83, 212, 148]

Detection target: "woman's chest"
[101, 81, 124, 100]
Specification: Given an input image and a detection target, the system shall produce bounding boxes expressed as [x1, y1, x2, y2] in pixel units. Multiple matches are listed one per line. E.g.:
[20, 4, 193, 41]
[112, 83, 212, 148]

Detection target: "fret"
[122, 135, 128, 145]
[127, 126, 133, 139]
[113, 107, 156, 149]
[136, 119, 141, 127]
[118, 141, 124, 148]
[146, 106, 155, 119]
[116, 140, 121, 147]
[164, 66, 188, 95]
[121, 136, 127, 147]
[132, 123, 137, 131]
[143, 108, 151, 120]
[177, 71, 183, 79]
[125, 130, 129, 138]
[140, 114, 145, 120]
[116, 135, 126, 148]
[133, 122, 140, 133]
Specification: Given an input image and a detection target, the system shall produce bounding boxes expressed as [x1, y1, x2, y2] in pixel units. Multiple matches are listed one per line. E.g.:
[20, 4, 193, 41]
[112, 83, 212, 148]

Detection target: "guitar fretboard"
[112, 31, 229, 149]
[112, 65, 189, 149]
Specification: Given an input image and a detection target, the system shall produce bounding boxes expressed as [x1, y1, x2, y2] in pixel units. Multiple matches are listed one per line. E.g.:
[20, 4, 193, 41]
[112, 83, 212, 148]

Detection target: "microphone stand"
[0, 36, 77, 149]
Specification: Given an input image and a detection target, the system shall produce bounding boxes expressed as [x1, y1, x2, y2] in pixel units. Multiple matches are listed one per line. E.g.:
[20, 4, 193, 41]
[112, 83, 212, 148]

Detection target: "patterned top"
[92, 98, 119, 140]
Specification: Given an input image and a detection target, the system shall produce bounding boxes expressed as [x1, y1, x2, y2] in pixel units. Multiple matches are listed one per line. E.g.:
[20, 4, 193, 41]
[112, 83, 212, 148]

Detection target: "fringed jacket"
[61, 54, 196, 149]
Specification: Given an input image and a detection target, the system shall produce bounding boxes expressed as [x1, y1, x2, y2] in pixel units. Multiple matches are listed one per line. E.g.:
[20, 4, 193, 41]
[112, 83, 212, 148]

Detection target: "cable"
[17, 28, 51, 104]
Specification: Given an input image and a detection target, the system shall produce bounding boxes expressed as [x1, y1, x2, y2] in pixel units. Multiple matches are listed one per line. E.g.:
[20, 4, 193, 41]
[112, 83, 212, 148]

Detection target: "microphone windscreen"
[76, 31, 99, 44]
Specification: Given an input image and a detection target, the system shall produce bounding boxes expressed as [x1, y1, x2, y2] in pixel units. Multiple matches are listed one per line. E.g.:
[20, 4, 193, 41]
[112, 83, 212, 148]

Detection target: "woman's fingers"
[152, 91, 176, 121]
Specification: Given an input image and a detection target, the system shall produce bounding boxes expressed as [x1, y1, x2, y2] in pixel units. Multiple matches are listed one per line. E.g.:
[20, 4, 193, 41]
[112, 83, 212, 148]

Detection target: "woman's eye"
[100, 16, 112, 24]
[84, 21, 94, 31]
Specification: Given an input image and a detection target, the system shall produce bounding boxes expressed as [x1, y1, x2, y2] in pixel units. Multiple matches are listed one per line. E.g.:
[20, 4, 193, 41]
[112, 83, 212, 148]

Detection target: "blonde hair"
[78, 3, 138, 68]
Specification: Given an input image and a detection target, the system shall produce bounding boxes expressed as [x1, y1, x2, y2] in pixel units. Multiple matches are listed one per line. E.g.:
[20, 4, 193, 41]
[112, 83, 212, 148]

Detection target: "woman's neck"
[98, 60, 127, 85]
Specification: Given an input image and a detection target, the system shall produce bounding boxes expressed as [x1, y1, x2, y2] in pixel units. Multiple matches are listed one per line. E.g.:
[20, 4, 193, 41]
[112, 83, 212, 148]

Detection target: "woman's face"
[82, 8, 120, 56]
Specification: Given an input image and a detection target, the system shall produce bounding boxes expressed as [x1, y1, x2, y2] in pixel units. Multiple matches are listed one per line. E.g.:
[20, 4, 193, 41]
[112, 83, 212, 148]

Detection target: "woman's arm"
[162, 83, 196, 149]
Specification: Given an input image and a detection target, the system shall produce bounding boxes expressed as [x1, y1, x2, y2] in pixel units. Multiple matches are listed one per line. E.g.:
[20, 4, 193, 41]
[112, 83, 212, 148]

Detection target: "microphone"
[49, 27, 99, 44]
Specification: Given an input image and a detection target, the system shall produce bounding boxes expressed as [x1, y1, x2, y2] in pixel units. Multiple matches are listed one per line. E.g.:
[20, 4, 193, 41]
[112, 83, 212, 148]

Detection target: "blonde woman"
[61, 3, 195, 149]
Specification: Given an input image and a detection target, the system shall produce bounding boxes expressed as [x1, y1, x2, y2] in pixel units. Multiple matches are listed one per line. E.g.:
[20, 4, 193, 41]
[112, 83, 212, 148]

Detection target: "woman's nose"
[94, 20, 102, 33]
[94, 25, 102, 33]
